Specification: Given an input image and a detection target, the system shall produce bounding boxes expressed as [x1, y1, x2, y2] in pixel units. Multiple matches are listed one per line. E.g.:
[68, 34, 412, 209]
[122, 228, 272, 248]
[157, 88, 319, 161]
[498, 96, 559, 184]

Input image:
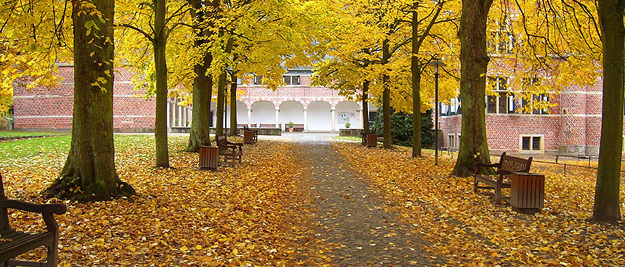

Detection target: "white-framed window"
[253, 75, 263, 85]
[283, 75, 300, 85]
[487, 77, 515, 114]
[520, 135, 544, 153]
[521, 78, 550, 114]
[441, 96, 461, 116]
[488, 17, 515, 54]
[448, 134, 456, 149]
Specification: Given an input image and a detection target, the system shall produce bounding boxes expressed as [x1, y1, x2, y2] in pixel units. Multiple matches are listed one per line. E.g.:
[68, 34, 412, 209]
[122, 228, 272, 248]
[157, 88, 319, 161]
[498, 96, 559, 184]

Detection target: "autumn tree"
[593, 0, 623, 222]
[116, 0, 190, 167]
[452, 0, 494, 177]
[45, 0, 135, 200]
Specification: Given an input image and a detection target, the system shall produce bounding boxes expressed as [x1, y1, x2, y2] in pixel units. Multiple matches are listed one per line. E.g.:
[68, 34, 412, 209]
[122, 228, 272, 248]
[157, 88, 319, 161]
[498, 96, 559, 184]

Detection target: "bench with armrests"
[473, 152, 533, 203]
[216, 135, 243, 167]
[0, 173, 67, 267]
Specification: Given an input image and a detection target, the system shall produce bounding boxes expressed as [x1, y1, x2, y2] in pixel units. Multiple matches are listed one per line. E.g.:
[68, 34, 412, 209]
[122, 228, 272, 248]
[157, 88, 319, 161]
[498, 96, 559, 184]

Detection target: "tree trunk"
[215, 71, 226, 136]
[153, 0, 169, 168]
[411, 9, 422, 157]
[382, 38, 392, 149]
[186, 1, 213, 152]
[362, 80, 369, 135]
[593, 0, 624, 223]
[229, 73, 238, 136]
[44, 0, 135, 201]
[453, 0, 494, 177]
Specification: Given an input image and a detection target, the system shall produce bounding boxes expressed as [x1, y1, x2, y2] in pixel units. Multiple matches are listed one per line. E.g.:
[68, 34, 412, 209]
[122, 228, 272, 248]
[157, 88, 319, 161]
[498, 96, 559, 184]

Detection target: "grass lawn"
[0, 130, 67, 139]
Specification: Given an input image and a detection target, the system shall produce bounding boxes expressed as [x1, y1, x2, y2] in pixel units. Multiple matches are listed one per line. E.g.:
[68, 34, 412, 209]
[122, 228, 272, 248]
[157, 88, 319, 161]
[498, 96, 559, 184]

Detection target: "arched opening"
[236, 101, 248, 126]
[279, 101, 304, 129]
[250, 101, 275, 127]
[307, 101, 332, 132]
[336, 101, 360, 129]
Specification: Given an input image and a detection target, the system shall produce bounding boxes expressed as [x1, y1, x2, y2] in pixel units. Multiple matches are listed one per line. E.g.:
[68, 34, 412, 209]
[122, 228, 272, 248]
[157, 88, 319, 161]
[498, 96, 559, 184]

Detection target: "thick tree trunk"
[215, 71, 227, 136]
[362, 80, 369, 135]
[453, 0, 494, 177]
[187, 2, 213, 152]
[44, 0, 135, 201]
[229, 73, 238, 136]
[382, 38, 392, 149]
[411, 9, 422, 158]
[593, 0, 624, 222]
[153, 0, 169, 168]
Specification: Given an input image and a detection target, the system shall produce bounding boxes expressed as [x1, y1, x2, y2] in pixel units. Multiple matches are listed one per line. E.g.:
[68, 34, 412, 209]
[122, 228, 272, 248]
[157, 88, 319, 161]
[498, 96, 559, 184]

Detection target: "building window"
[488, 18, 515, 54]
[487, 77, 514, 114]
[520, 135, 543, 153]
[253, 75, 263, 85]
[283, 75, 300, 85]
[441, 96, 461, 116]
[521, 78, 550, 114]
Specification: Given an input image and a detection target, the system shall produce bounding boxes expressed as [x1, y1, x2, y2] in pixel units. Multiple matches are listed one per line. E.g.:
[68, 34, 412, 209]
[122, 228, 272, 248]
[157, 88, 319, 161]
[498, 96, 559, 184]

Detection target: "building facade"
[14, 66, 377, 133]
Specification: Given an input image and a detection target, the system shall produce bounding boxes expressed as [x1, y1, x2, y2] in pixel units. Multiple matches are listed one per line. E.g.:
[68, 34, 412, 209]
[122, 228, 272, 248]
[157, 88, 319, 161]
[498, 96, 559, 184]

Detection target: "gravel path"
[289, 136, 442, 266]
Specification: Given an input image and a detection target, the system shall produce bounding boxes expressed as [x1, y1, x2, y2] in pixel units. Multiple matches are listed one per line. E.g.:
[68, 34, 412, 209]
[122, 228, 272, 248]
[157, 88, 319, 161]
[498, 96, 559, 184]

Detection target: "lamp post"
[427, 58, 445, 166]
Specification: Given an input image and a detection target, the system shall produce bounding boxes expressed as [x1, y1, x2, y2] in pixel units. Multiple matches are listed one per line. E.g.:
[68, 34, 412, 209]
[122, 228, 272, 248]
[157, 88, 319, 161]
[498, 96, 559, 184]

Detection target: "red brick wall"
[13, 66, 155, 131]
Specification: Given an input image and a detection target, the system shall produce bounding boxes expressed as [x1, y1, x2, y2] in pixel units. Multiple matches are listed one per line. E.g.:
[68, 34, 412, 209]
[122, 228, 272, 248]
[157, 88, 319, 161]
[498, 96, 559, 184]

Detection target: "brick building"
[439, 68, 604, 156]
[14, 65, 377, 133]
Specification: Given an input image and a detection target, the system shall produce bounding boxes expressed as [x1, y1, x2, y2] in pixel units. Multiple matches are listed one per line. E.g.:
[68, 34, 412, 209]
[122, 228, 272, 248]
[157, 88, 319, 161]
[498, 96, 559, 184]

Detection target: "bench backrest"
[0, 174, 9, 230]
[216, 135, 227, 146]
[498, 152, 532, 172]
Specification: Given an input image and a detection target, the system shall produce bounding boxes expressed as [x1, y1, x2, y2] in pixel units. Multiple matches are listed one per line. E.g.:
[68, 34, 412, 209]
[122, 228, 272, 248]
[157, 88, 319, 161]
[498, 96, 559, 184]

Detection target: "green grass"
[0, 134, 189, 166]
[0, 136, 71, 161]
[0, 130, 67, 138]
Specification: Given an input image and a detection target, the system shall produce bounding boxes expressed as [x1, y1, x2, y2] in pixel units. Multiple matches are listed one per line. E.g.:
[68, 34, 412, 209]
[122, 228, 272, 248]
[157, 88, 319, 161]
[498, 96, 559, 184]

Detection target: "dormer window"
[283, 75, 300, 85]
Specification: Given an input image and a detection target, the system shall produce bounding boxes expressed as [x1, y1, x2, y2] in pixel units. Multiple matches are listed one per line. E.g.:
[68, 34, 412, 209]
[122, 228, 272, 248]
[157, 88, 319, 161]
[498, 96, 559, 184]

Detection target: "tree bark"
[229, 73, 238, 136]
[362, 80, 369, 135]
[187, 1, 213, 152]
[453, 0, 494, 177]
[382, 38, 392, 149]
[44, 0, 135, 201]
[216, 71, 227, 136]
[411, 9, 422, 157]
[593, 0, 624, 222]
[153, 0, 169, 168]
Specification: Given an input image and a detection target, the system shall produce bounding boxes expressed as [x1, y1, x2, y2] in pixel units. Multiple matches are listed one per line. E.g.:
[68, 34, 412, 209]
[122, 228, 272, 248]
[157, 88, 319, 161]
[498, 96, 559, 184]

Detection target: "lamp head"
[427, 58, 446, 74]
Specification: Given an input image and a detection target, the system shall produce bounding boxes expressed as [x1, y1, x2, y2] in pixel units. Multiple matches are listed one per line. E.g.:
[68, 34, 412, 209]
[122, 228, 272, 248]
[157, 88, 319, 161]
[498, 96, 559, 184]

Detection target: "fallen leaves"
[334, 143, 625, 265]
[2, 135, 323, 265]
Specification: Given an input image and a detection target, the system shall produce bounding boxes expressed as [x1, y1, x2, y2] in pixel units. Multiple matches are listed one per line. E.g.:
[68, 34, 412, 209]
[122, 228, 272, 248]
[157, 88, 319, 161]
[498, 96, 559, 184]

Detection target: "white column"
[166, 101, 171, 130]
[358, 109, 363, 129]
[331, 108, 336, 132]
[303, 108, 308, 132]
[275, 107, 280, 128]
[176, 101, 184, 126]
[247, 107, 252, 127]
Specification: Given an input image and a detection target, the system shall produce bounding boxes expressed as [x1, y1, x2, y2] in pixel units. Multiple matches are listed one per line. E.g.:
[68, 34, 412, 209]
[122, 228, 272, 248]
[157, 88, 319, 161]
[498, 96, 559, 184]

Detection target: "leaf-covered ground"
[334, 143, 625, 265]
[2, 135, 326, 266]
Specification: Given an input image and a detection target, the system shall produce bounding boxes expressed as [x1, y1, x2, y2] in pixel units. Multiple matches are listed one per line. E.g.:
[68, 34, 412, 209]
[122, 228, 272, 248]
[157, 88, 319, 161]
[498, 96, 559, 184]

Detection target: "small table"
[510, 172, 545, 209]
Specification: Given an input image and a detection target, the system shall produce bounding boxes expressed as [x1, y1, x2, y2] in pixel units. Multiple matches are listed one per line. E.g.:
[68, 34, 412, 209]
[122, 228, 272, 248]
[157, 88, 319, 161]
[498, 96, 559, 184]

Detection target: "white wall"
[279, 101, 305, 127]
[250, 101, 275, 125]
[308, 101, 332, 131]
[236, 101, 248, 125]
[336, 101, 360, 129]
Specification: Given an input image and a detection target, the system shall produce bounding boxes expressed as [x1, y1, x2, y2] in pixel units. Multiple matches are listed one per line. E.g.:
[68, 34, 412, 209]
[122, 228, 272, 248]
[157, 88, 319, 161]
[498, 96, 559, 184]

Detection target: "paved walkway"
[286, 135, 441, 265]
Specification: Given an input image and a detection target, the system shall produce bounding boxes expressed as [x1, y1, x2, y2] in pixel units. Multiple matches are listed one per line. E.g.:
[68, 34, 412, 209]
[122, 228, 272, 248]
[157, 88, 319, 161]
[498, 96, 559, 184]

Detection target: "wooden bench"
[216, 135, 243, 167]
[473, 152, 533, 203]
[292, 124, 304, 132]
[0, 173, 66, 266]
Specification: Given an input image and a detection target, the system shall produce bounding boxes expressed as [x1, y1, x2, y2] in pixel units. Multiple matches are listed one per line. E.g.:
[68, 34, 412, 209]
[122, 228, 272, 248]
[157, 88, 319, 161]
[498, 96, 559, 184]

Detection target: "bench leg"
[473, 177, 479, 193]
[495, 184, 502, 204]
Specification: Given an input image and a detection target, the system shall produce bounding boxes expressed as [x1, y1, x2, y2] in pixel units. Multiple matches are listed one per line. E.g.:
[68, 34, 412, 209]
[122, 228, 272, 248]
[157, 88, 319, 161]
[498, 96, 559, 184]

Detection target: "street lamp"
[427, 58, 445, 166]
